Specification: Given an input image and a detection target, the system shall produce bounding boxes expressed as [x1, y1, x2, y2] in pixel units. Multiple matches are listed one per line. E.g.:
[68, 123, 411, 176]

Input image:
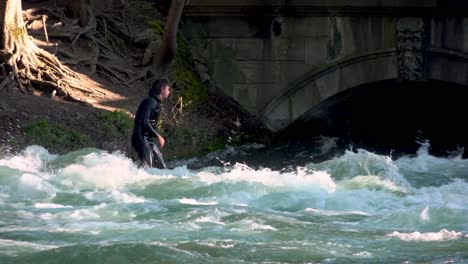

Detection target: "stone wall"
[183, 15, 397, 114]
[183, 1, 468, 131]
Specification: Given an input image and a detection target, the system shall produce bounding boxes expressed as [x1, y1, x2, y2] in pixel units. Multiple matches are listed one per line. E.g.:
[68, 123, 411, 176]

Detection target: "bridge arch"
[261, 48, 468, 131]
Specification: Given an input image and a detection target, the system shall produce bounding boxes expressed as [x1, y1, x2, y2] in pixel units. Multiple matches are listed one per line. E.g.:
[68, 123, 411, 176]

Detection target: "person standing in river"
[132, 78, 171, 168]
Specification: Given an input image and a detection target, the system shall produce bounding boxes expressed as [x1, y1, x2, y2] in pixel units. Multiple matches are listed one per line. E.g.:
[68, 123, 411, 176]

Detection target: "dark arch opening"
[279, 79, 468, 158]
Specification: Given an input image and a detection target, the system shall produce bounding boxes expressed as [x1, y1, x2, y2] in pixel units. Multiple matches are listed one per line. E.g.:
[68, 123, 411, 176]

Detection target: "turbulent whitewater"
[0, 145, 467, 263]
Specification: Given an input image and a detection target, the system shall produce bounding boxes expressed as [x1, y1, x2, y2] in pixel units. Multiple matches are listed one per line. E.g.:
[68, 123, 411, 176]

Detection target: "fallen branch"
[42, 15, 49, 44]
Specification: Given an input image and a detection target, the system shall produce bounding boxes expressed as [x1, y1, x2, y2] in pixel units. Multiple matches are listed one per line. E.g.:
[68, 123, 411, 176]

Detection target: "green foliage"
[101, 110, 133, 137]
[23, 119, 91, 150]
[206, 137, 226, 152]
[148, 19, 165, 35]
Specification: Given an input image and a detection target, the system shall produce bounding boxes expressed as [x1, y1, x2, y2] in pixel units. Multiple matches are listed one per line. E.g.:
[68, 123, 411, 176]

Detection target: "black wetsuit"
[132, 95, 165, 168]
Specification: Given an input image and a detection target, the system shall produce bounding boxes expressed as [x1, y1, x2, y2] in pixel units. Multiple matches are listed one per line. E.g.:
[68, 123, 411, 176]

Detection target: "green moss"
[147, 16, 209, 107]
[101, 110, 133, 138]
[148, 19, 165, 35]
[170, 34, 209, 106]
[23, 119, 92, 151]
[11, 27, 26, 39]
[206, 137, 226, 152]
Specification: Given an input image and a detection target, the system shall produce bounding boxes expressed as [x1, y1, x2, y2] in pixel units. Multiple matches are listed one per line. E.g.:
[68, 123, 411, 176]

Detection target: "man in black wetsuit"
[132, 78, 171, 168]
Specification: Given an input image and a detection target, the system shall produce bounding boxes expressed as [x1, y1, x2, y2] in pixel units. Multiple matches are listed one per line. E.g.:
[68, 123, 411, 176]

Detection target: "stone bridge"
[183, 0, 468, 131]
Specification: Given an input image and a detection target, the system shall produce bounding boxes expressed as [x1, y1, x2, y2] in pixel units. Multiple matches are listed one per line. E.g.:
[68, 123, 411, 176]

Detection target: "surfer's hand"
[157, 135, 165, 148]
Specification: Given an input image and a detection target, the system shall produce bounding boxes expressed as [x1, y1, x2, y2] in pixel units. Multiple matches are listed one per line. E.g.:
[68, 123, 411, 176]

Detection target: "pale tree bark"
[0, 0, 185, 98]
[0, 0, 92, 101]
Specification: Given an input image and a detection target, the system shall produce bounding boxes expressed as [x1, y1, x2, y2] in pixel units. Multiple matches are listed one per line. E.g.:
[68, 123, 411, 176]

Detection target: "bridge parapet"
[184, 1, 451, 16]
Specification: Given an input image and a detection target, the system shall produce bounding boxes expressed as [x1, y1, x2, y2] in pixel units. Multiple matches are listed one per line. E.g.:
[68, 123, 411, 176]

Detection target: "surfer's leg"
[133, 137, 154, 168]
[141, 139, 155, 168]
[150, 143, 166, 169]
[132, 140, 147, 168]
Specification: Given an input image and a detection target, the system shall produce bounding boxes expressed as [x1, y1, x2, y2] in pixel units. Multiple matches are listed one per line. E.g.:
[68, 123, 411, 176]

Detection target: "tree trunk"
[1, 1, 29, 57]
[0, 0, 91, 100]
[0, 0, 182, 98]
[150, 0, 186, 78]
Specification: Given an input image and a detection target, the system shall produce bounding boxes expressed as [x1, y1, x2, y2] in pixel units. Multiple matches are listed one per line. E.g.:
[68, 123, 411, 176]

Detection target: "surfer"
[131, 78, 171, 169]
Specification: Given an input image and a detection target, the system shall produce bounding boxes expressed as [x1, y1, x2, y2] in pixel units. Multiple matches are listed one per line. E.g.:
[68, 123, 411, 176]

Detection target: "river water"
[0, 144, 467, 263]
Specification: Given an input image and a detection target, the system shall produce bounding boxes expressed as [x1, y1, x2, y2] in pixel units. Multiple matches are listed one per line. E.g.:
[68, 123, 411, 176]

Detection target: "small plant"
[101, 110, 133, 138]
[206, 136, 226, 152]
[22, 119, 91, 151]
[148, 19, 165, 35]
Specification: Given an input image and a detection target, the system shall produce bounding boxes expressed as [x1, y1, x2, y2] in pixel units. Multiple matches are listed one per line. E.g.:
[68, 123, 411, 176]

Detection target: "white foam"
[0, 226, 43, 232]
[54, 227, 101, 235]
[16, 210, 35, 219]
[82, 190, 146, 204]
[247, 221, 277, 231]
[197, 240, 235, 248]
[232, 203, 248, 207]
[339, 175, 407, 193]
[0, 192, 9, 204]
[316, 136, 338, 155]
[313, 149, 411, 191]
[304, 208, 370, 216]
[17, 173, 56, 199]
[420, 206, 430, 221]
[57, 152, 152, 189]
[178, 198, 218, 206]
[0, 146, 56, 173]
[416, 179, 468, 211]
[195, 215, 226, 225]
[69, 208, 102, 220]
[195, 208, 226, 225]
[0, 226, 99, 237]
[196, 163, 336, 193]
[387, 229, 463, 241]
[19, 173, 43, 187]
[0, 239, 60, 255]
[37, 204, 109, 221]
[147, 165, 192, 177]
[353, 251, 372, 257]
[34, 203, 72, 209]
[110, 190, 146, 204]
[395, 142, 468, 178]
[38, 212, 55, 220]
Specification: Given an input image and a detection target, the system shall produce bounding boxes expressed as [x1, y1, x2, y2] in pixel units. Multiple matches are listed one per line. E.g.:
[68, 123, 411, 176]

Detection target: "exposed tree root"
[17, 3, 140, 100]
[3, 0, 183, 103]
[0, 73, 15, 91]
[96, 63, 128, 84]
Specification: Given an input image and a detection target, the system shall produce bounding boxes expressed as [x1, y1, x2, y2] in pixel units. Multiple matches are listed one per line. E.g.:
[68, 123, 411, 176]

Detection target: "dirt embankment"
[0, 0, 270, 160]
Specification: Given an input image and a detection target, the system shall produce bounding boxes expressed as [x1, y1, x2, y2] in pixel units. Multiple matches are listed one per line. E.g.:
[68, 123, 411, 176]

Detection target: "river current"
[0, 143, 467, 263]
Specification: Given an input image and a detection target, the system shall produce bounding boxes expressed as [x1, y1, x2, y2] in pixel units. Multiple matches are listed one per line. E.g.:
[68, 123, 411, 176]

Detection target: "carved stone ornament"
[396, 18, 426, 81]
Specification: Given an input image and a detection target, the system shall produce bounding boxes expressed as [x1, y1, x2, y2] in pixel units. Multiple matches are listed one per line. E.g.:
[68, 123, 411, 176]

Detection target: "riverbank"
[0, 87, 270, 161]
[0, 0, 271, 161]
